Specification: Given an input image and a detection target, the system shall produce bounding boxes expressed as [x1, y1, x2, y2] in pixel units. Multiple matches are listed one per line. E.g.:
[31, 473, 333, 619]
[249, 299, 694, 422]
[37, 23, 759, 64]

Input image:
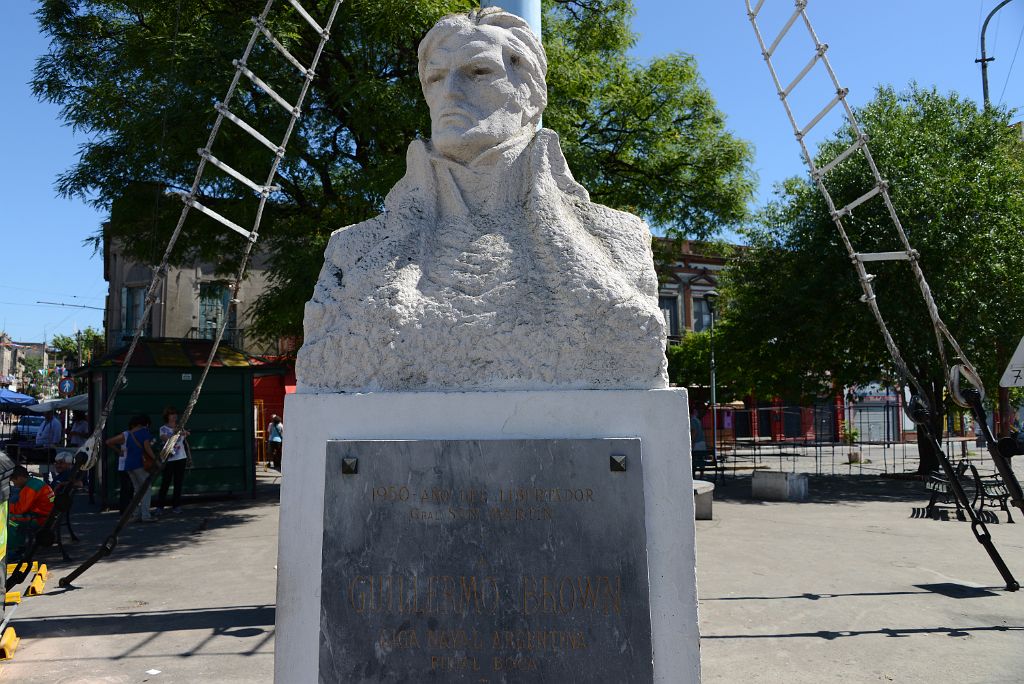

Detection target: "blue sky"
[1, 1, 1021, 342]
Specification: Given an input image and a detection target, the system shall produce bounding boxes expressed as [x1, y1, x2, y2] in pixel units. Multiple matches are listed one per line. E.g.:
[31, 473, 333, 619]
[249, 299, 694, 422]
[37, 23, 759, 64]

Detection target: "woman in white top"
[157, 406, 190, 513]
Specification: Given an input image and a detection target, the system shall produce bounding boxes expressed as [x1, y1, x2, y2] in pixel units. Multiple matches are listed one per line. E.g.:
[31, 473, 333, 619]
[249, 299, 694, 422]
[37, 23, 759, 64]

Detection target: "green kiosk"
[80, 339, 269, 508]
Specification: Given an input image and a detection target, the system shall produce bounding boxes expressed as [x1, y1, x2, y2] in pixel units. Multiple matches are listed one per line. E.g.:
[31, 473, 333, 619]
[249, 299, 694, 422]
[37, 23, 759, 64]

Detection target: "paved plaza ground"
[2, 470, 1023, 682]
[699, 475, 1024, 683]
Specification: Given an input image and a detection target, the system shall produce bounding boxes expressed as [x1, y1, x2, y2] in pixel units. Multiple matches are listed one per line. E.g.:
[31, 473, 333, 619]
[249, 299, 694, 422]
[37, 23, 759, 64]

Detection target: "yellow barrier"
[4, 562, 38, 576]
[26, 573, 45, 597]
[0, 627, 20, 660]
[3, 592, 20, 606]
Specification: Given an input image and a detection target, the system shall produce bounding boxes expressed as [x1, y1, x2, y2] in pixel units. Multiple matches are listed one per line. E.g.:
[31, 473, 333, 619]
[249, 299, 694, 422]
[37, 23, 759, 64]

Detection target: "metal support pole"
[710, 314, 717, 463]
[481, 0, 542, 127]
[977, 0, 1016, 107]
[704, 290, 720, 466]
[480, 0, 542, 39]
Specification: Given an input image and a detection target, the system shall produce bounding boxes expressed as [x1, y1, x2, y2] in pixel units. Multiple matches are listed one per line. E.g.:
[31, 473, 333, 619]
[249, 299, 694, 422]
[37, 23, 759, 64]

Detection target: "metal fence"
[704, 402, 991, 477]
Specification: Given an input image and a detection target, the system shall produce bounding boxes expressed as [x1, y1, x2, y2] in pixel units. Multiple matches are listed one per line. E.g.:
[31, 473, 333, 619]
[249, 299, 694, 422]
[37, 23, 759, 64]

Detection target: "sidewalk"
[3, 471, 1023, 682]
[698, 475, 1024, 683]
[0, 471, 282, 684]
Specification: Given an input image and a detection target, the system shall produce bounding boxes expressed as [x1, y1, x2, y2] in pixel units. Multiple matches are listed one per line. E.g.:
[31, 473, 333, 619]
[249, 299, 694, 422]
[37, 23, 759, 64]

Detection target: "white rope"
[78, 0, 345, 471]
[744, 0, 982, 406]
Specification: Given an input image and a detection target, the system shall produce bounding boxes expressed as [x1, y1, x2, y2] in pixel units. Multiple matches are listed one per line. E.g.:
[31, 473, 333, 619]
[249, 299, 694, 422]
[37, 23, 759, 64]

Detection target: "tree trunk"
[999, 386, 1012, 438]
[915, 379, 946, 475]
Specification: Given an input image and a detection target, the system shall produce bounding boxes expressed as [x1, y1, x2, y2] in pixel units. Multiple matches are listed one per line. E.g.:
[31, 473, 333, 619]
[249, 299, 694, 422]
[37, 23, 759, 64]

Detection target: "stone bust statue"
[296, 8, 668, 392]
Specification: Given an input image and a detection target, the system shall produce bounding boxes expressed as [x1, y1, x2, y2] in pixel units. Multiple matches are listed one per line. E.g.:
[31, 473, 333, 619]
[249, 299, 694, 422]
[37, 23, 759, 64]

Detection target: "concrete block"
[694, 479, 714, 520]
[752, 470, 809, 502]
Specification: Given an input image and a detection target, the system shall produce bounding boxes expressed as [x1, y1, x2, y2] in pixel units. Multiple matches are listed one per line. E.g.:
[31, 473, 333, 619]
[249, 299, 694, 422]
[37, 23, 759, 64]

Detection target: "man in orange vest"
[8, 465, 55, 561]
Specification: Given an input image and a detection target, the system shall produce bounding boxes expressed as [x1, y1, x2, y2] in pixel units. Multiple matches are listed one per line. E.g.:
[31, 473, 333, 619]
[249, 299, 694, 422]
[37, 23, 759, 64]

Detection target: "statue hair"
[418, 8, 548, 125]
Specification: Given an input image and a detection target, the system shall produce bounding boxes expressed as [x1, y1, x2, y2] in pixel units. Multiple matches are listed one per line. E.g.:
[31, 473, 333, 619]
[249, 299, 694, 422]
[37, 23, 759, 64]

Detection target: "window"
[120, 286, 151, 337]
[198, 283, 236, 339]
[692, 296, 712, 333]
[659, 295, 680, 337]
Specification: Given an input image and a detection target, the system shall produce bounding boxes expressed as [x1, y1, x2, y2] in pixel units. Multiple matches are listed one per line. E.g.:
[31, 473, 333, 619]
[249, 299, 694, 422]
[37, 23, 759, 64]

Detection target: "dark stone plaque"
[319, 439, 652, 683]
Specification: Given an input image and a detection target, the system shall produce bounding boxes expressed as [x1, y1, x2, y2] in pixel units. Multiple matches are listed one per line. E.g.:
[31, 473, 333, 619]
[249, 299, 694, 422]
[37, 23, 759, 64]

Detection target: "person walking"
[157, 406, 190, 513]
[106, 415, 157, 522]
[267, 415, 284, 470]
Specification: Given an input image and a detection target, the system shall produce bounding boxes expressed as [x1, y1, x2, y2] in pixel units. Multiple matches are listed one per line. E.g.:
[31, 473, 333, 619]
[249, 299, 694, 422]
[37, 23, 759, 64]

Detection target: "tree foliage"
[17, 357, 48, 399]
[50, 326, 104, 367]
[666, 331, 741, 402]
[34, 0, 753, 342]
[720, 85, 1024, 467]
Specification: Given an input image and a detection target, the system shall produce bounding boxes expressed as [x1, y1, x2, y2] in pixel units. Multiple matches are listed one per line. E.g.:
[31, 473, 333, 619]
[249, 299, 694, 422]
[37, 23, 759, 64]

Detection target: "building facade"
[103, 232, 275, 357]
[0, 336, 51, 394]
[656, 240, 728, 342]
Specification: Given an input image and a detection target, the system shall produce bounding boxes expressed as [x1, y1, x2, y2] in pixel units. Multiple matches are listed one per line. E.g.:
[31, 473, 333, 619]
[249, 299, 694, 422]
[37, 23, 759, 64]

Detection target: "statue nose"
[441, 72, 468, 101]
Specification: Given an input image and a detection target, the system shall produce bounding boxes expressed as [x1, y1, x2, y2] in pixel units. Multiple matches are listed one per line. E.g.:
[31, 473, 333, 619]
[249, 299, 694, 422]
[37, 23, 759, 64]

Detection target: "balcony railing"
[106, 328, 246, 352]
[187, 327, 246, 351]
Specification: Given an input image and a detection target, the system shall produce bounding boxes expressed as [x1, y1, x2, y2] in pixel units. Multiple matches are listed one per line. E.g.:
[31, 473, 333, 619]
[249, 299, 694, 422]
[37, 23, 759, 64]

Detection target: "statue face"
[422, 26, 534, 164]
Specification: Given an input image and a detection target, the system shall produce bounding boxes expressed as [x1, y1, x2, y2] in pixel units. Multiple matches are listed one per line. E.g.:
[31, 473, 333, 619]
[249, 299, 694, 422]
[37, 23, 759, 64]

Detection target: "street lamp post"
[704, 290, 720, 463]
[977, 0, 1017, 107]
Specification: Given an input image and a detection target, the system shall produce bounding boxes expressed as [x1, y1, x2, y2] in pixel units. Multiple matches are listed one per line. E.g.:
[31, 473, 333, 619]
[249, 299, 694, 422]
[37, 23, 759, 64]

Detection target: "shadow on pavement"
[711, 474, 928, 506]
[11, 605, 275, 638]
[31, 474, 281, 571]
[701, 583, 1003, 602]
[701, 624, 1023, 640]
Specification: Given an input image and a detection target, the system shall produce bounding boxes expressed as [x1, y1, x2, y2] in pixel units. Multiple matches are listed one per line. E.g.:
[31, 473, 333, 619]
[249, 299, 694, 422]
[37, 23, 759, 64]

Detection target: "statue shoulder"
[323, 215, 388, 266]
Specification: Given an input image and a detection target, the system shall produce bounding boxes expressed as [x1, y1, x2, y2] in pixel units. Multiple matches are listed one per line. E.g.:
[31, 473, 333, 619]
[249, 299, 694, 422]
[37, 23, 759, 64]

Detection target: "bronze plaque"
[319, 439, 652, 683]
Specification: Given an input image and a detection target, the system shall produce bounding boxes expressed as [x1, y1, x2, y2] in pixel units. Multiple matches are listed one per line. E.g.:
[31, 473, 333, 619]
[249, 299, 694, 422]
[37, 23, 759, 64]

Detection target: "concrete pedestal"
[275, 389, 699, 683]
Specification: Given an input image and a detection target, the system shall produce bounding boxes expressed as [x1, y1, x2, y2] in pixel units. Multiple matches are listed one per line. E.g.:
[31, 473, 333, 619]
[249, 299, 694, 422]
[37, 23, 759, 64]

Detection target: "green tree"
[721, 85, 1024, 472]
[17, 357, 47, 399]
[34, 0, 753, 342]
[50, 326, 104, 368]
[666, 331, 740, 403]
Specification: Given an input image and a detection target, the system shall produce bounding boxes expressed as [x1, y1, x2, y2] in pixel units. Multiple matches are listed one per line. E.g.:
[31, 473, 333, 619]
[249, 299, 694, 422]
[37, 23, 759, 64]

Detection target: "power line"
[0, 284, 104, 301]
[976, 0, 986, 59]
[998, 21, 1024, 104]
[35, 300, 105, 311]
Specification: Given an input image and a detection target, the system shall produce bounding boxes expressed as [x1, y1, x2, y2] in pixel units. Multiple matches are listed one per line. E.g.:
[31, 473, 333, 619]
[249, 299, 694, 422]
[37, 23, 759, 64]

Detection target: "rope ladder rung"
[214, 102, 283, 154]
[831, 182, 885, 219]
[286, 0, 327, 37]
[255, 18, 311, 77]
[234, 60, 298, 114]
[176, 192, 255, 241]
[780, 43, 828, 99]
[812, 134, 867, 179]
[854, 250, 918, 263]
[797, 88, 848, 140]
[765, 1, 808, 58]
[198, 148, 278, 196]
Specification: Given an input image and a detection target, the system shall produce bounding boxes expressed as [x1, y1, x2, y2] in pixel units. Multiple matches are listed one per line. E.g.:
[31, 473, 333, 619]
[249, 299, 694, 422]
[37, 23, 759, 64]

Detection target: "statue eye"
[472, 67, 492, 77]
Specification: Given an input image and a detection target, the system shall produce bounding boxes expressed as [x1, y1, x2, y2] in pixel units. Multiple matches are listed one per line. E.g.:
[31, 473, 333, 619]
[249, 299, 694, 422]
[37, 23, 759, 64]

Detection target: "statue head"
[418, 8, 548, 164]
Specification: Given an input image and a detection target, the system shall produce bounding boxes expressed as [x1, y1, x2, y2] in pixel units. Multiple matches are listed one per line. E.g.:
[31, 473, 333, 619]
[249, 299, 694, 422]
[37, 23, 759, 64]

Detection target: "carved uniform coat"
[296, 129, 668, 392]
